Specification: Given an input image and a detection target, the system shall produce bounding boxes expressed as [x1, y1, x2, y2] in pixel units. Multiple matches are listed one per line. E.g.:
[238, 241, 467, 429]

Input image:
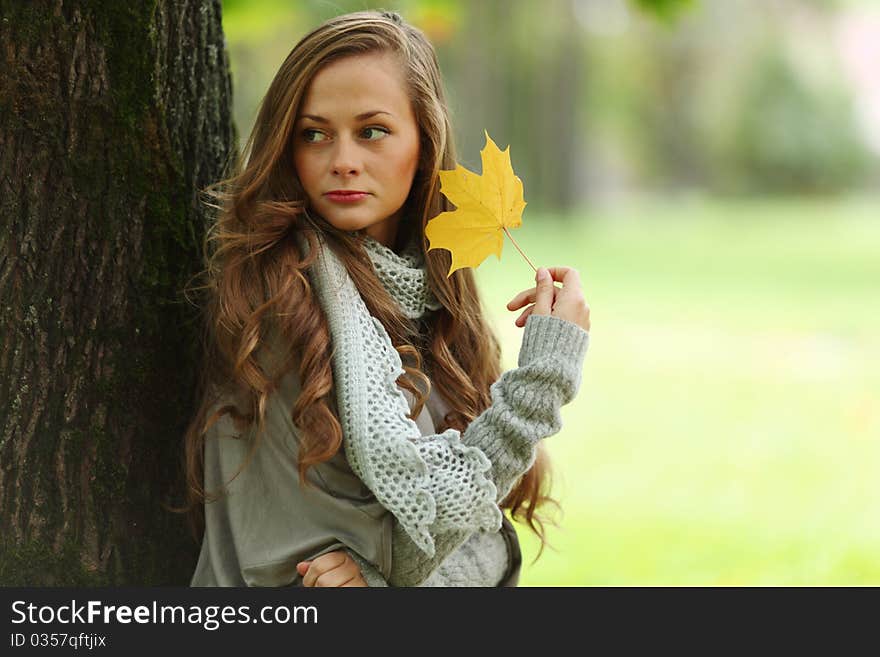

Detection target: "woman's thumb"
[533, 268, 554, 316]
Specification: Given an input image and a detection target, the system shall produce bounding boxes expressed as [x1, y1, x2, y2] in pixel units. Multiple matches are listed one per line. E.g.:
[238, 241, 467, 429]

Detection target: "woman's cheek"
[394, 153, 419, 187]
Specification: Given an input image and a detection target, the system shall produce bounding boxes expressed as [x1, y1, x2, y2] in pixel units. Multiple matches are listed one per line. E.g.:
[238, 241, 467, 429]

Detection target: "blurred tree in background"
[221, 0, 878, 208]
[718, 45, 870, 194]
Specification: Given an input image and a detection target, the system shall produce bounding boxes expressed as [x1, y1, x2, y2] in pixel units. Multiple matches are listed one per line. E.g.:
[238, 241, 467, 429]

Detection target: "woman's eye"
[362, 126, 389, 140]
[302, 129, 326, 143]
[301, 127, 388, 143]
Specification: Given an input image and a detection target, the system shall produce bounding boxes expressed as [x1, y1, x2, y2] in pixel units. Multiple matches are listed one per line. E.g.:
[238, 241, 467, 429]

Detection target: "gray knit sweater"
[348, 235, 590, 586]
[190, 234, 589, 588]
[352, 313, 589, 586]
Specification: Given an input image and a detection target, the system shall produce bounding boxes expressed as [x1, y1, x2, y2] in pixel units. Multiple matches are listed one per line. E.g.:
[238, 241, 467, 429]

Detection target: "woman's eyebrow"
[297, 110, 393, 123]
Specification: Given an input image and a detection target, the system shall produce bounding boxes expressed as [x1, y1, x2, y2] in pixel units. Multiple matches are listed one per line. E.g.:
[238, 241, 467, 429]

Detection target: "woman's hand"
[506, 266, 591, 332]
[296, 551, 367, 587]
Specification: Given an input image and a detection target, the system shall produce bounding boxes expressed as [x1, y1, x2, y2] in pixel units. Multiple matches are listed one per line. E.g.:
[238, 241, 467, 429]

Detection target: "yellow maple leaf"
[425, 130, 529, 277]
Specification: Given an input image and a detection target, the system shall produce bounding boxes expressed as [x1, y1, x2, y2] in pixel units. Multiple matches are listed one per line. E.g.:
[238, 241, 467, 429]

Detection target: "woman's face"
[292, 51, 421, 248]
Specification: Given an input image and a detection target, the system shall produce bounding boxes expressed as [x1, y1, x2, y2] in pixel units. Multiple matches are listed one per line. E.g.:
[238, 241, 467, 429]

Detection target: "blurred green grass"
[473, 195, 880, 585]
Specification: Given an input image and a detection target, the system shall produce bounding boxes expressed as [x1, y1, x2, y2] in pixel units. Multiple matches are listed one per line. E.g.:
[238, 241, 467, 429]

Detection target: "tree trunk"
[0, 0, 235, 585]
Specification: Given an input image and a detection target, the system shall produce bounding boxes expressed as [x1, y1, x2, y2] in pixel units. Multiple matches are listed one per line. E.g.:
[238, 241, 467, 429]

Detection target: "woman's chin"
[322, 212, 380, 233]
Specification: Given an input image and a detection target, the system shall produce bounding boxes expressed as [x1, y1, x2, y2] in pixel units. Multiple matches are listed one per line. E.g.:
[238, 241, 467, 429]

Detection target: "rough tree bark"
[0, 0, 235, 584]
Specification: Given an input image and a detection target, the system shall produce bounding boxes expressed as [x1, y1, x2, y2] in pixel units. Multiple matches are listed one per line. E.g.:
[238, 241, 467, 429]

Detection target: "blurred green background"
[221, 0, 880, 585]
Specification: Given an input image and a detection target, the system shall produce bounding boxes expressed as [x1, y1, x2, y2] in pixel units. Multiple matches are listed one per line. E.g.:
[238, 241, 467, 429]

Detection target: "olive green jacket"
[191, 313, 589, 587]
[190, 353, 521, 587]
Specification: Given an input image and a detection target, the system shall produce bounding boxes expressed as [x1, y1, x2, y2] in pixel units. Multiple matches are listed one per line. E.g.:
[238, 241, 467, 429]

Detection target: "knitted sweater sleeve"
[381, 313, 589, 586]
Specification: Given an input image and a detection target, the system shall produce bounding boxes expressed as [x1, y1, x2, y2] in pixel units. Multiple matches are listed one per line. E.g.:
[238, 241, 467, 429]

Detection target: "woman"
[181, 10, 591, 587]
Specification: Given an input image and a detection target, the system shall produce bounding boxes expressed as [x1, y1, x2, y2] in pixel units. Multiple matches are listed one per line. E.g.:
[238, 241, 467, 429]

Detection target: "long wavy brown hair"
[177, 10, 560, 564]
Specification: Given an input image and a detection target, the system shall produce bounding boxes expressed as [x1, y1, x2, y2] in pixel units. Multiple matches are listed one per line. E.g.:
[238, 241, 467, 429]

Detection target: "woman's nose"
[331, 136, 362, 176]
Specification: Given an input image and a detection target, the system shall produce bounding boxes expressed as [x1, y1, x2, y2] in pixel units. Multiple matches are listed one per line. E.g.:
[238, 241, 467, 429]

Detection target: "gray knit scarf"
[294, 228, 502, 558]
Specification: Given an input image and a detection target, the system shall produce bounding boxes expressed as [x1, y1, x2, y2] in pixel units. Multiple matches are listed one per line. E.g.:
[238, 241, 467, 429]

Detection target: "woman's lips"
[325, 192, 369, 203]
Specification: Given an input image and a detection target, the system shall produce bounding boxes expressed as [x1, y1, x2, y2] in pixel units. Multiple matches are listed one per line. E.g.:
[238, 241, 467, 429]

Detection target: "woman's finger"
[532, 268, 555, 316]
[508, 268, 582, 311]
[515, 304, 534, 327]
[506, 288, 534, 311]
[508, 284, 561, 311]
[302, 562, 338, 587]
[314, 567, 353, 588]
[297, 560, 316, 586]
[298, 552, 346, 586]
[545, 266, 581, 290]
[507, 287, 538, 311]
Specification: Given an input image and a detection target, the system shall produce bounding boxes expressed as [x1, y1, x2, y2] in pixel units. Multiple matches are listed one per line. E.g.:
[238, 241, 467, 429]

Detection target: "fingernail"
[537, 268, 549, 281]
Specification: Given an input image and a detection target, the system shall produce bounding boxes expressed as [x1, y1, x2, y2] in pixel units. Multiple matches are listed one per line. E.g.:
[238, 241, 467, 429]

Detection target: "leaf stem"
[502, 226, 537, 273]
